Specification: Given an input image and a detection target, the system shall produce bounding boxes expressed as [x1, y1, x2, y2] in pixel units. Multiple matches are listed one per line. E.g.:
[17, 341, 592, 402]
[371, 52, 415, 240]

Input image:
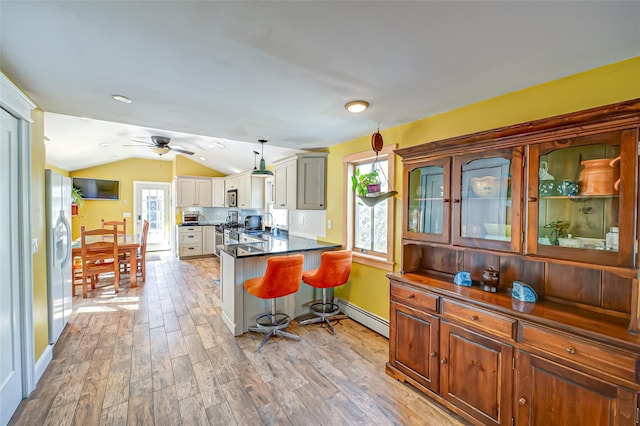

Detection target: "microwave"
[226, 189, 238, 207]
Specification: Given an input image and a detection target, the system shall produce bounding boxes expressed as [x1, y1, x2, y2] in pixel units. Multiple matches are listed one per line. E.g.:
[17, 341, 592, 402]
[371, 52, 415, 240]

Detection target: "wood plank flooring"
[10, 252, 466, 426]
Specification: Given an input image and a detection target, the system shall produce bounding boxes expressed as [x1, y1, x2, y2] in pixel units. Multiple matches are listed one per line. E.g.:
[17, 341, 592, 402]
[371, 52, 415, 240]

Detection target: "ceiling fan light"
[151, 146, 170, 155]
[345, 100, 369, 113]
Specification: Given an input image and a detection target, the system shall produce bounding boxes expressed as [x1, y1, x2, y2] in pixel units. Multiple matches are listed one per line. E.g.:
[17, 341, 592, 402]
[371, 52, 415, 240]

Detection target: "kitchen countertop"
[219, 231, 340, 258]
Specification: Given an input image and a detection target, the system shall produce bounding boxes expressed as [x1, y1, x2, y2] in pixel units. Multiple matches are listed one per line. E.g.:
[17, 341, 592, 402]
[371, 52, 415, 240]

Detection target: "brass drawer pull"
[566, 346, 576, 355]
[440, 358, 447, 365]
[528, 197, 537, 202]
[430, 352, 437, 358]
[518, 397, 527, 405]
[470, 314, 478, 321]
[407, 294, 415, 299]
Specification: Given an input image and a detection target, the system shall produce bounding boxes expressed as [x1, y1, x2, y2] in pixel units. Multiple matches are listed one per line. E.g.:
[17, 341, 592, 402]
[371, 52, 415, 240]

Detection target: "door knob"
[440, 359, 447, 365]
[430, 352, 437, 358]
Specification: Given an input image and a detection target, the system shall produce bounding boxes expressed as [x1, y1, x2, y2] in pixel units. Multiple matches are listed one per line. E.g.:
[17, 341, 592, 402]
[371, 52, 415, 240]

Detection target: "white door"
[1, 108, 23, 425]
[134, 182, 171, 251]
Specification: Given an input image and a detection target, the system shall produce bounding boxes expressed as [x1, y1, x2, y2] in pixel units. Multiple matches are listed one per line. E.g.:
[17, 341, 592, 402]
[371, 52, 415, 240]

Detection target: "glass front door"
[134, 181, 171, 251]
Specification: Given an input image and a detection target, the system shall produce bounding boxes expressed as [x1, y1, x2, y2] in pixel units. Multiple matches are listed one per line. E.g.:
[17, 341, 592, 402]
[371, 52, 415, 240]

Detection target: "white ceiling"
[1, 1, 639, 173]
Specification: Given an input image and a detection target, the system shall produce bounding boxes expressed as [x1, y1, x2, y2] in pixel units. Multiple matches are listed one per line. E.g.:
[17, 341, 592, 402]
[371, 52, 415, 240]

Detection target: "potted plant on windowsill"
[71, 185, 84, 216]
[351, 169, 381, 196]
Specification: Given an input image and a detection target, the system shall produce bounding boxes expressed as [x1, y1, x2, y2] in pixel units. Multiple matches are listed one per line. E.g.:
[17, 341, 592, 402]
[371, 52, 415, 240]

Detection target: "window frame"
[343, 144, 396, 271]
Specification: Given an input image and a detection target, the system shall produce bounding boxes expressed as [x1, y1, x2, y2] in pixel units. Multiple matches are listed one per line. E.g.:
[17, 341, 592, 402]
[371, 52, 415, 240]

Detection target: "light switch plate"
[123, 212, 131, 218]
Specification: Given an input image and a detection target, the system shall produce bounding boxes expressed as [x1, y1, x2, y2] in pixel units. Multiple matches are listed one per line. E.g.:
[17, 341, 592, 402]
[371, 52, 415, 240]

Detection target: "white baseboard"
[34, 344, 53, 385]
[336, 298, 389, 338]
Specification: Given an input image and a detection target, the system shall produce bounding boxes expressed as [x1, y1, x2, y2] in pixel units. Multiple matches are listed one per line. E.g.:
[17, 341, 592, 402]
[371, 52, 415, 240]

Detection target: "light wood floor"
[10, 252, 466, 426]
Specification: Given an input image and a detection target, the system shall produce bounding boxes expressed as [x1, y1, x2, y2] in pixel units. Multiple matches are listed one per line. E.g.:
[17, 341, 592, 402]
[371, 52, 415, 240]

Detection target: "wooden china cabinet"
[387, 99, 640, 426]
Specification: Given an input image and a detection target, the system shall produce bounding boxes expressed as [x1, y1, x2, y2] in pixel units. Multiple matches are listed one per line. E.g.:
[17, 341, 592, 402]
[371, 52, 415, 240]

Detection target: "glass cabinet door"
[527, 128, 637, 267]
[404, 158, 450, 243]
[452, 148, 523, 251]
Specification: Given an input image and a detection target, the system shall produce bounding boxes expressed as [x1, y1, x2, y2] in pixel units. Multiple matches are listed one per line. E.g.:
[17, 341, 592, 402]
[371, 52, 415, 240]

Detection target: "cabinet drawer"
[180, 232, 202, 244]
[179, 245, 203, 256]
[179, 226, 202, 233]
[442, 299, 516, 340]
[390, 283, 438, 313]
[520, 323, 640, 384]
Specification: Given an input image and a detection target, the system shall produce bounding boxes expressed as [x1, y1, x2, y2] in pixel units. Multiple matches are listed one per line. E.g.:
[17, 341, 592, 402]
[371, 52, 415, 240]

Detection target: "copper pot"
[579, 156, 621, 196]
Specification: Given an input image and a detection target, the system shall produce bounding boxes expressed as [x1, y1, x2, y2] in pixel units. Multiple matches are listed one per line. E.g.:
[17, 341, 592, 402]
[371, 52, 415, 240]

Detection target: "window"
[343, 144, 396, 271]
[265, 178, 288, 229]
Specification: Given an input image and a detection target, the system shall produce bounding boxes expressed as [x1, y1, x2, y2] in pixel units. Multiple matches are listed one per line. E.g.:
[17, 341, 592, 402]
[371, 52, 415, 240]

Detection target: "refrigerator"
[45, 169, 73, 344]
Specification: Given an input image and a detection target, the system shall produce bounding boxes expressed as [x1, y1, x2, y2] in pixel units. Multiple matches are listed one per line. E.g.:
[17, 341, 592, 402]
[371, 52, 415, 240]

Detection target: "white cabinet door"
[203, 226, 215, 254]
[274, 159, 296, 209]
[177, 178, 196, 206]
[195, 178, 213, 207]
[212, 178, 226, 207]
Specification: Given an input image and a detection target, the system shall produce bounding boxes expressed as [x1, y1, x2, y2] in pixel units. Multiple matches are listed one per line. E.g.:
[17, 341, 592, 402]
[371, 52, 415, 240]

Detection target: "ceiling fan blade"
[169, 147, 194, 155]
[130, 139, 152, 144]
[122, 144, 153, 147]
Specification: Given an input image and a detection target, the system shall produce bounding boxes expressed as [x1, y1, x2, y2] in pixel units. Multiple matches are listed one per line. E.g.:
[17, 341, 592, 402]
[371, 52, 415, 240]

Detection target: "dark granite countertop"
[219, 232, 340, 258]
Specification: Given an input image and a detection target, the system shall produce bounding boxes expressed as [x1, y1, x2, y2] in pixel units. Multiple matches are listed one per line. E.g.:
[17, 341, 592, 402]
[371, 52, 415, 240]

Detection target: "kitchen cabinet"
[177, 226, 203, 257]
[176, 177, 213, 207]
[203, 226, 215, 255]
[388, 99, 640, 426]
[273, 153, 328, 210]
[236, 172, 264, 209]
[212, 178, 226, 207]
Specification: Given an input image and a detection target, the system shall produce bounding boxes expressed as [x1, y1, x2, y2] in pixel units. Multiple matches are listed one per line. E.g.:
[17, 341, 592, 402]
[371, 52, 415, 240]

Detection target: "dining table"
[72, 233, 141, 288]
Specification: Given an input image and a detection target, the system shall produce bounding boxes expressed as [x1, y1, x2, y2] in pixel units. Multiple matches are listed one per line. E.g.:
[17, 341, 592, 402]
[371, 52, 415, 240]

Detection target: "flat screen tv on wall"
[72, 177, 120, 200]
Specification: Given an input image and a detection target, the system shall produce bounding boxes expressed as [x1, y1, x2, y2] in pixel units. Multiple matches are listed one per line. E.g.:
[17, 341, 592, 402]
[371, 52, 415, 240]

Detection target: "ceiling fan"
[126, 135, 195, 156]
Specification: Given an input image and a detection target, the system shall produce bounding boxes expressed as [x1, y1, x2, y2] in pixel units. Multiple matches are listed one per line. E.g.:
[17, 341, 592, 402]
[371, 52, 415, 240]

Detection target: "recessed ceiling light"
[200, 156, 206, 161]
[99, 143, 111, 147]
[208, 142, 225, 149]
[345, 100, 369, 113]
[111, 94, 132, 104]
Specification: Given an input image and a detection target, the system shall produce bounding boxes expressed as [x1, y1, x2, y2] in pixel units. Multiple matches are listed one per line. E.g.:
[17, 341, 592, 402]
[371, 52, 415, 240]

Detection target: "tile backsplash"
[288, 210, 326, 239]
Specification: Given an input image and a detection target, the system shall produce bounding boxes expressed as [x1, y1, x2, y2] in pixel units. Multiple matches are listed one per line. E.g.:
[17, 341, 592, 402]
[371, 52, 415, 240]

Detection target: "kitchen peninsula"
[219, 231, 341, 336]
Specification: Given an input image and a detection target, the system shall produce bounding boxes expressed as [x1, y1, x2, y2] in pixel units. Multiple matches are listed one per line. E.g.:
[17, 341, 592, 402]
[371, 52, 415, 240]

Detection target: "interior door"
[1, 108, 23, 425]
[134, 181, 171, 251]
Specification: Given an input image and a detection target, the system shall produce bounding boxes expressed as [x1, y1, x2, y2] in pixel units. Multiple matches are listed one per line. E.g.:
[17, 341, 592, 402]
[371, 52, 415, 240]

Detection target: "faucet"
[262, 212, 273, 231]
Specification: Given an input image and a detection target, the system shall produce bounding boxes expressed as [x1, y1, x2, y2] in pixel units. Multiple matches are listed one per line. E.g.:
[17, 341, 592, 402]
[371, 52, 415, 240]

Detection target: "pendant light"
[251, 139, 274, 176]
[357, 129, 397, 207]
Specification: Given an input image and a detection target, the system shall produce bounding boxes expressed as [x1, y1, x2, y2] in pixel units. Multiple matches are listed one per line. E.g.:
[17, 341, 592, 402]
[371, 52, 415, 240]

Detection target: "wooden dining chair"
[119, 219, 150, 282]
[102, 218, 126, 235]
[79, 225, 119, 298]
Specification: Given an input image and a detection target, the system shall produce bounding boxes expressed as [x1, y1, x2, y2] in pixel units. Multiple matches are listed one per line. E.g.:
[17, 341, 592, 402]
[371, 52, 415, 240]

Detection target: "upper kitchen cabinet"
[212, 177, 226, 207]
[526, 127, 637, 267]
[176, 176, 213, 207]
[273, 153, 328, 210]
[236, 172, 264, 209]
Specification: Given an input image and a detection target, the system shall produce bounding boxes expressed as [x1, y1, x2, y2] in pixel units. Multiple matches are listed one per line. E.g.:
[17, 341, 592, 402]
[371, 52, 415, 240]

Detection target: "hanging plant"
[351, 168, 381, 196]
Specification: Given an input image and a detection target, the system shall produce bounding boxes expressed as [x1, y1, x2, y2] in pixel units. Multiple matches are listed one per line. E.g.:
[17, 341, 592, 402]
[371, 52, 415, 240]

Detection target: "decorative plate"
[453, 271, 472, 287]
[511, 280, 538, 302]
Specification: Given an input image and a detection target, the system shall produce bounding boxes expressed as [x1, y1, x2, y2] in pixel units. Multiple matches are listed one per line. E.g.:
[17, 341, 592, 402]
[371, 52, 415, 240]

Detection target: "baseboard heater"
[336, 298, 389, 338]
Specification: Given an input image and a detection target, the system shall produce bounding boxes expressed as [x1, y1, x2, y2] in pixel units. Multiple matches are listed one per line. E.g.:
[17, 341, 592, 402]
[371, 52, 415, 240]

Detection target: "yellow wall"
[45, 163, 69, 177]
[329, 56, 640, 320]
[70, 158, 173, 238]
[31, 108, 50, 359]
[71, 156, 223, 238]
[175, 155, 225, 177]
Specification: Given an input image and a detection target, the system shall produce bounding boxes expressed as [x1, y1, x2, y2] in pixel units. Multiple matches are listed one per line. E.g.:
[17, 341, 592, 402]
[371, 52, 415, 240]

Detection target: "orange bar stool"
[244, 254, 304, 350]
[299, 250, 352, 335]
